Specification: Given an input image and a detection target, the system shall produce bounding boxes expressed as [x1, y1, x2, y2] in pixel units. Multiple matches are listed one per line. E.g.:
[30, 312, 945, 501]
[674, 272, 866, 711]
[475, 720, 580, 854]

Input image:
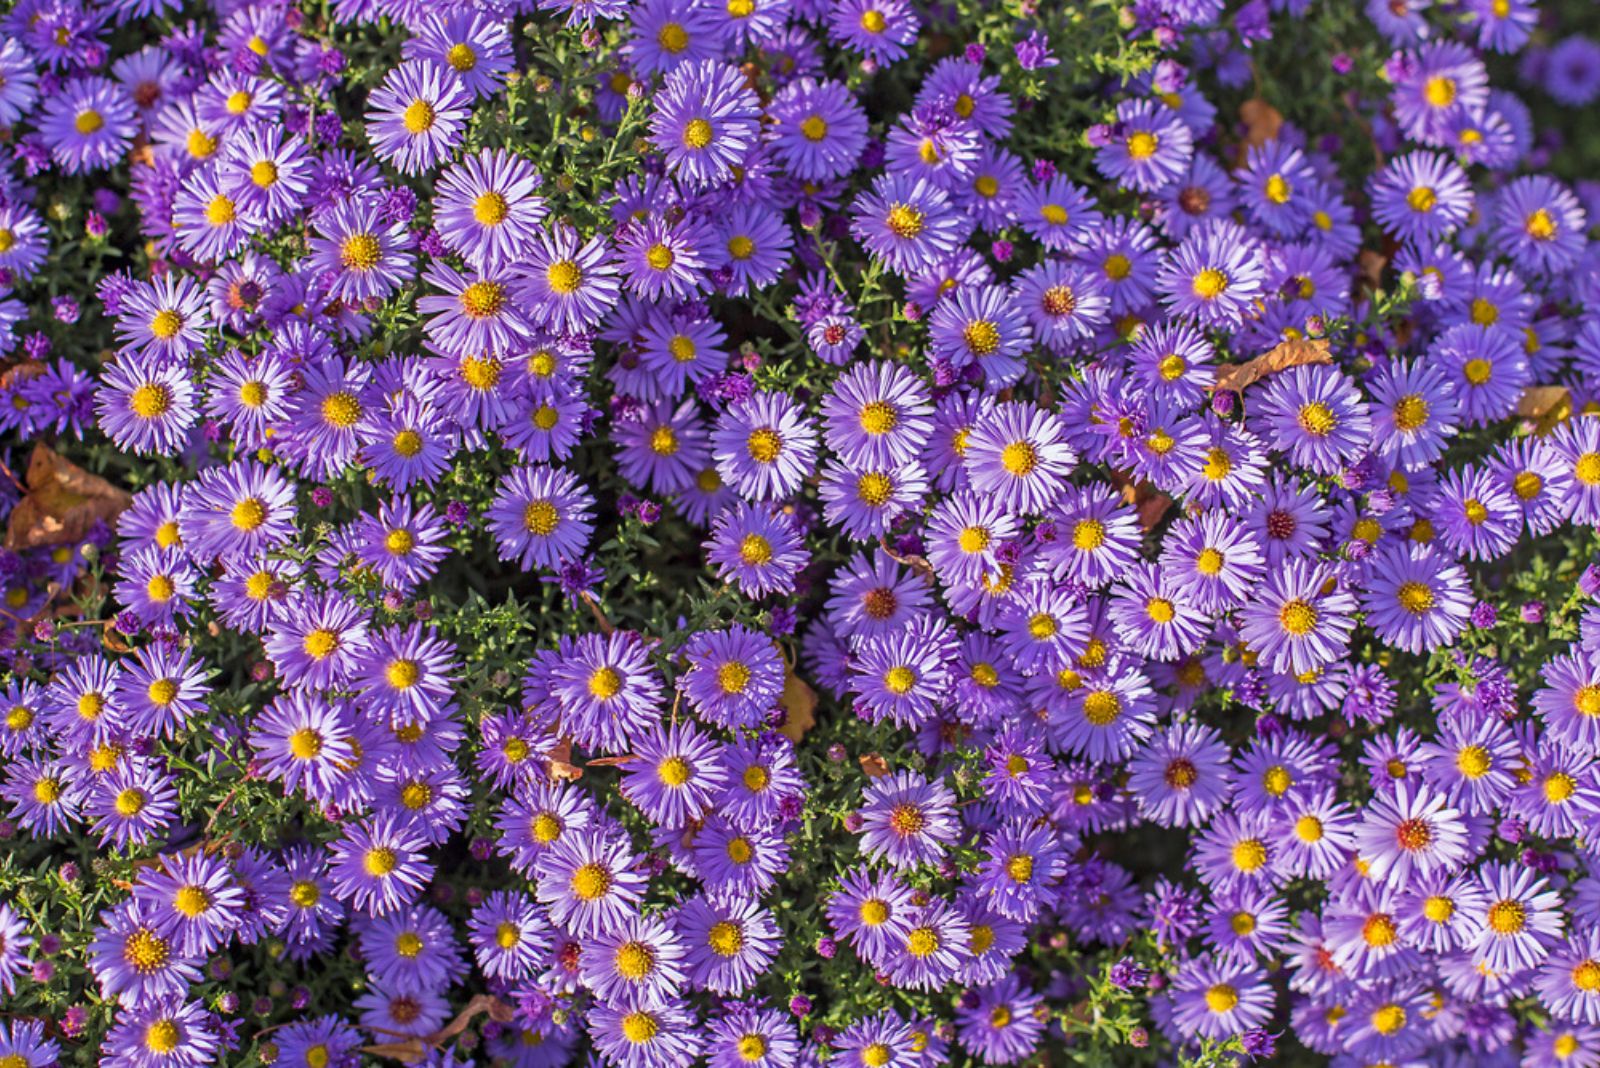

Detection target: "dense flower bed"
[4, 0, 1600, 1064]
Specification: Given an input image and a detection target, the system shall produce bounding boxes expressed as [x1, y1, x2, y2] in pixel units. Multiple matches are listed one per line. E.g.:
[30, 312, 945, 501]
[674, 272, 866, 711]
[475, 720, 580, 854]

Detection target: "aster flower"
[466, 891, 549, 984]
[264, 593, 370, 692]
[1353, 780, 1472, 888]
[1097, 98, 1193, 193]
[1533, 651, 1600, 754]
[621, 722, 727, 828]
[926, 284, 1033, 388]
[588, 1000, 705, 1068]
[1369, 358, 1459, 470]
[249, 692, 356, 802]
[705, 503, 809, 598]
[133, 853, 245, 957]
[1126, 720, 1234, 829]
[89, 901, 203, 1008]
[1252, 364, 1373, 477]
[1169, 960, 1275, 1041]
[308, 199, 415, 304]
[1016, 175, 1102, 252]
[826, 0, 919, 64]
[1368, 151, 1474, 245]
[679, 624, 784, 730]
[1236, 560, 1358, 675]
[485, 465, 596, 571]
[88, 763, 179, 851]
[1012, 260, 1109, 355]
[328, 815, 434, 918]
[1496, 174, 1588, 276]
[963, 403, 1075, 516]
[1360, 545, 1473, 654]
[1471, 862, 1564, 974]
[819, 361, 933, 470]
[40, 76, 136, 173]
[651, 60, 761, 188]
[366, 61, 472, 175]
[1537, 927, 1600, 1026]
[1048, 666, 1157, 763]
[535, 830, 646, 938]
[850, 174, 969, 276]
[1392, 41, 1489, 146]
[580, 912, 688, 1011]
[768, 77, 869, 182]
[675, 895, 781, 996]
[617, 214, 715, 302]
[96, 359, 197, 456]
[403, 10, 514, 98]
[1156, 219, 1266, 327]
[518, 225, 621, 334]
[857, 771, 959, 871]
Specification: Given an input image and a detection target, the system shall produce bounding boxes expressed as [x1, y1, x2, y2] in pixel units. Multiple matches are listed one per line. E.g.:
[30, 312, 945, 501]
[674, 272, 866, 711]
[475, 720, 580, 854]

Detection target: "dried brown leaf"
[776, 669, 817, 743]
[546, 738, 584, 783]
[0, 360, 45, 390]
[5, 444, 133, 552]
[1210, 337, 1332, 395]
[858, 753, 890, 778]
[1239, 98, 1283, 149]
[579, 592, 614, 636]
[1108, 471, 1174, 532]
[1517, 385, 1572, 425]
[1358, 249, 1388, 291]
[877, 537, 935, 584]
[363, 994, 515, 1063]
[102, 621, 134, 655]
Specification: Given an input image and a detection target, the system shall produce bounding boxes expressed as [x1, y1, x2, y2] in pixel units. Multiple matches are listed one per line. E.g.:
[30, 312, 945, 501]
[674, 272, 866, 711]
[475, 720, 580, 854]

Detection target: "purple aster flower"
[650, 60, 761, 188]
[328, 815, 434, 918]
[365, 61, 472, 175]
[485, 465, 596, 571]
[1156, 219, 1266, 327]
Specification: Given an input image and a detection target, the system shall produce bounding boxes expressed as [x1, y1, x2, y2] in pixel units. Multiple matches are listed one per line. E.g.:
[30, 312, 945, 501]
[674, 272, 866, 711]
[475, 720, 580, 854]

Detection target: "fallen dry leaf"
[0, 360, 45, 390]
[776, 669, 817, 743]
[1239, 98, 1283, 149]
[5, 444, 133, 552]
[102, 621, 134, 654]
[858, 753, 890, 777]
[1517, 385, 1572, 435]
[545, 738, 584, 783]
[579, 592, 615, 635]
[1109, 470, 1174, 531]
[1357, 249, 1388, 292]
[363, 994, 516, 1063]
[1209, 337, 1332, 395]
[877, 537, 935, 584]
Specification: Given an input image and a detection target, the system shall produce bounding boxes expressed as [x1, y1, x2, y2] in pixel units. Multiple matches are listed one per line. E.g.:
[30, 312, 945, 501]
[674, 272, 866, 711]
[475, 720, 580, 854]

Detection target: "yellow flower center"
[1392, 394, 1429, 431]
[1192, 268, 1228, 299]
[708, 920, 744, 956]
[588, 667, 622, 700]
[571, 863, 611, 900]
[1126, 131, 1158, 159]
[402, 99, 436, 134]
[523, 500, 560, 536]
[302, 629, 339, 660]
[682, 118, 714, 149]
[1204, 984, 1238, 1013]
[739, 534, 772, 565]
[130, 383, 172, 420]
[1082, 690, 1120, 726]
[885, 204, 924, 238]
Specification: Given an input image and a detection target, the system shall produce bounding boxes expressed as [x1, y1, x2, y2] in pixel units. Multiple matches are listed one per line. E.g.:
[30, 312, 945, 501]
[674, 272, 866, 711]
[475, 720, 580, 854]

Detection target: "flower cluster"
[3, 0, 1600, 1065]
